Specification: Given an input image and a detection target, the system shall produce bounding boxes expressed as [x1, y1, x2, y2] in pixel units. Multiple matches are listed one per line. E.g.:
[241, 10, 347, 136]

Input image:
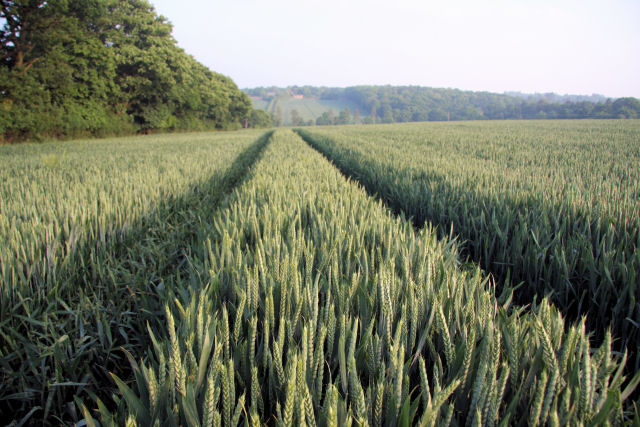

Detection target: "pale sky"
[150, 0, 640, 98]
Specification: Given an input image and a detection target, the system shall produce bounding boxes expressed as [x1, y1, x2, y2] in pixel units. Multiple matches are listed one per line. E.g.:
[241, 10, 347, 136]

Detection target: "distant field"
[250, 98, 269, 111]
[250, 96, 364, 124]
[2, 122, 639, 425]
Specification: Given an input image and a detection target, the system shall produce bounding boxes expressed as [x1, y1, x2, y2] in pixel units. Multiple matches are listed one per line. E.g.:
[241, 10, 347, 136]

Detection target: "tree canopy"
[1, 0, 259, 142]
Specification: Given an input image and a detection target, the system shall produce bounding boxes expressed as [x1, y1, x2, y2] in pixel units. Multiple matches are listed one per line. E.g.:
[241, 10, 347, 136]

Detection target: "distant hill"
[243, 86, 640, 125]
[248, 94, 360, 126]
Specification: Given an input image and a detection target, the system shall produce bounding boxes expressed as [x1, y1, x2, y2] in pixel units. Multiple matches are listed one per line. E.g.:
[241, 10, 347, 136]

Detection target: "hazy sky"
[150, 0, 640, 98]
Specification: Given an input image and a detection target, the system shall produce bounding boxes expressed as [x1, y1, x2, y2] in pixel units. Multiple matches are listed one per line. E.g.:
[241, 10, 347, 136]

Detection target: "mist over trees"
[245, 86, 640, 125]
[0, 0, 268, 142]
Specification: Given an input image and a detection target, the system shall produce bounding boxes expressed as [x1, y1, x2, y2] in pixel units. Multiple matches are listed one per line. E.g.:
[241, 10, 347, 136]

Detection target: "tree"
[316, 110, 334, 126]
[248, 109, 272, 128]
[336, 107, 351, 125]
[353, 108, 360, 124]
[104, 0, 183, 129]
[0, 0, 125, 140]
[0, 0, 82, 72]
[380, 105, 394, 123]
[612, 98, 640, 118]
[290, 108, 301, 126]
[1, 0, 251, 141]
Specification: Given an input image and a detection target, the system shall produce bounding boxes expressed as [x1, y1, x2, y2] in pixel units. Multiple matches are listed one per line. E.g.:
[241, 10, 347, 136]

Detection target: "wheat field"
[1, 124, 639, 425]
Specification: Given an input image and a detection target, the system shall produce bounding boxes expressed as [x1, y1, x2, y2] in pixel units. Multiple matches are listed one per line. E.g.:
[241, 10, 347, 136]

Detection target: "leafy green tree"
[1, 0, 125, 140]
[104, 0, 189, 129]
[248, 109, 272, 128]
[1, 0, 251, 141]
[316, 110, 334, 126]
[612, 98, 640, 118]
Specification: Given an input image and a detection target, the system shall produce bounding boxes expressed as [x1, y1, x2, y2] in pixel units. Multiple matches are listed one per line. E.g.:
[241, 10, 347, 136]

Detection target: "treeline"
[245, 85, 640, 124]
[505, 91, 608, 104]
[345, 86, 640, 122]
[0, 0, 271, 143]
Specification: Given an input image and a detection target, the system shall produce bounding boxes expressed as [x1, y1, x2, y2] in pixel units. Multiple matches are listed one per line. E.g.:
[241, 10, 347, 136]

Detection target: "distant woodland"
[246, 86, 640, 125]
[0, 0, 272, 143]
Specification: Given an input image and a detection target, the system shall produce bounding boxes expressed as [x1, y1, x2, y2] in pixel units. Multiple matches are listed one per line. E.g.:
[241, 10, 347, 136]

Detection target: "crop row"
[0, 130, 270, 423]
[93, 130, 637, 425]
[295, 121, 640, 370]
